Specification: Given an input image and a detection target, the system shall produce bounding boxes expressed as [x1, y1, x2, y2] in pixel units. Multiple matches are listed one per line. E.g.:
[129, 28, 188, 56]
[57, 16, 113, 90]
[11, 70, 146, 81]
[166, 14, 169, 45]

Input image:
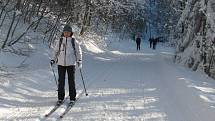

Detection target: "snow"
[1, 36, 215, 120]
[83, 40, 105, 54]
[175, 0, 215, 75]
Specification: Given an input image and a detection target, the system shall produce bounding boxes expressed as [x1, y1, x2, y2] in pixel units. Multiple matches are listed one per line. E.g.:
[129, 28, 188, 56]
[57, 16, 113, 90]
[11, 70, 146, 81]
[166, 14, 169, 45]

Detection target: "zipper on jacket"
[64, 37, 68, 66]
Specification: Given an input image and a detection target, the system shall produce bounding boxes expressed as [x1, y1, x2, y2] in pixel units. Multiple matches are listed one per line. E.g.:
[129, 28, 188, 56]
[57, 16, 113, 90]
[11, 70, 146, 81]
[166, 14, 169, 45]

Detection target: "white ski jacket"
[53, 37, 82, 66]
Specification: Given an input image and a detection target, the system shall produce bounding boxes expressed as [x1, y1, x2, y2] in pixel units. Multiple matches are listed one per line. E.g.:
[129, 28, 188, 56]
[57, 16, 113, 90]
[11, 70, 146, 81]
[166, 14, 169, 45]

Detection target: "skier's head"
[136, 32, 141, 38]
[63, 24, 73, 37]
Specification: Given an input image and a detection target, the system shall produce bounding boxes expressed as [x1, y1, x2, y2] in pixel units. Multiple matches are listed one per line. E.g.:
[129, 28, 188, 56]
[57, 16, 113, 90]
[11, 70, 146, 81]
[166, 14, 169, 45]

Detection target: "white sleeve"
[75, 40, 82, 62]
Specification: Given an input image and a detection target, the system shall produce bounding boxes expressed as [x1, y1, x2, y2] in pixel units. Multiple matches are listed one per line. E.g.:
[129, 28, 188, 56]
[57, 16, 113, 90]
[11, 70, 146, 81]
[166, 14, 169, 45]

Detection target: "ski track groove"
[89, 58, 117, 120]
[55, 58, 115, 120]
[44, 66, 108, 120]
[157, 53, 211, 121]
[156, 54, 192, 121]
[100, 55, 127, 120]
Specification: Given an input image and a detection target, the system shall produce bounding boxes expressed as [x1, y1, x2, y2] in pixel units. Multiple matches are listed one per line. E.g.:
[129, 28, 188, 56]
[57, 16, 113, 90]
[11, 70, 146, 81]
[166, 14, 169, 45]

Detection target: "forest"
[1, 0, 215, 121]
[1, 0, 214, 78]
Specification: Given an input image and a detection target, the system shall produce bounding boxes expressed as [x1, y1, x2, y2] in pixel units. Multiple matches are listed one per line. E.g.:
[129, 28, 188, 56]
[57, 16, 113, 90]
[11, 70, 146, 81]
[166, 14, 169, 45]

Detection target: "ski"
[59, 101, 76, 119]
[44, 96, 69, 117]
[58, 90, 84, 119]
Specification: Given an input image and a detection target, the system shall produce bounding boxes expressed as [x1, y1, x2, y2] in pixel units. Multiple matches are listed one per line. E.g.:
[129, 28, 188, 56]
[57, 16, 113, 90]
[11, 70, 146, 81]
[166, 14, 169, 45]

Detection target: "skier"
[148, 38, 153, 48]
[152, 37, 158, 50]
[136, 35, 141, 51]
[50, 24, 82, 106]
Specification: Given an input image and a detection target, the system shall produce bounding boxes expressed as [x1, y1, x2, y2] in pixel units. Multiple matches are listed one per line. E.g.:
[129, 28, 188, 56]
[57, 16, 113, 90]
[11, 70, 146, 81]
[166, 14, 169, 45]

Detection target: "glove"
[50, 60, 55, 66]
[77, 61, 82, 69]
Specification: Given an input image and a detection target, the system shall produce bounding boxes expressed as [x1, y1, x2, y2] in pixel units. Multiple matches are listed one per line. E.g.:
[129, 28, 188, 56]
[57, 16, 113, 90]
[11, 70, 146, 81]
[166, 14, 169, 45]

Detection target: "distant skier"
[136, 34, 141, 51]
[148, 38, 153, 48]
[152, 37, 158, 50]
[50, 25, 82, 106]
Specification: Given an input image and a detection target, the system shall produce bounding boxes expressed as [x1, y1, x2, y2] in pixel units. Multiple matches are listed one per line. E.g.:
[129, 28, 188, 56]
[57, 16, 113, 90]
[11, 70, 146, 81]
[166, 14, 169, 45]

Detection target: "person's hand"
[50, 60, 55, 66]
[77, 61, 82, 69]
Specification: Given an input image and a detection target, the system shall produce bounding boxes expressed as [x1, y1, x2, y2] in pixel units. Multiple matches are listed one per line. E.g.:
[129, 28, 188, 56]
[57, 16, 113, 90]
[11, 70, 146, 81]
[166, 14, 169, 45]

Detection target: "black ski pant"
[150, 41, 152, 48]
[136, 42, 141, 50]
[153, 42, 157, 50]
[58, 65, 76, 101]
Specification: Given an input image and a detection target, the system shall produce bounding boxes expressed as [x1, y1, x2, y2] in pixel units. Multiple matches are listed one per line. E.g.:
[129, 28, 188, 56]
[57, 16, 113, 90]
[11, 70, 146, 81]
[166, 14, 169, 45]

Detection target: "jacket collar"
[62, 36, 73, 41]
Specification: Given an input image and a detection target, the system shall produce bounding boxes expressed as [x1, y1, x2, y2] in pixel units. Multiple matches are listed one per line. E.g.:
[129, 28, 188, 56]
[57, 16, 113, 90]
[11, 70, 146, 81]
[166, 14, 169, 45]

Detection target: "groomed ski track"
[1, 42, 215, 121]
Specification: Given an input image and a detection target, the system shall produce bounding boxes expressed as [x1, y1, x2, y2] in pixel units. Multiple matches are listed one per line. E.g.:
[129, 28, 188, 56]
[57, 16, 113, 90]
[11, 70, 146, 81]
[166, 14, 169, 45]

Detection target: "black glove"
[50, 60, 55, 66]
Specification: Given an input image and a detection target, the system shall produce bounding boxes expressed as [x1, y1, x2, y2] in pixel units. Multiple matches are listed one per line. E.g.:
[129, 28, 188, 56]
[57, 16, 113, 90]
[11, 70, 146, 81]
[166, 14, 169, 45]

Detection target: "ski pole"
[79, 68, 88, 96]
[70, 39, 88, 96]
[49, 63, 58, 88]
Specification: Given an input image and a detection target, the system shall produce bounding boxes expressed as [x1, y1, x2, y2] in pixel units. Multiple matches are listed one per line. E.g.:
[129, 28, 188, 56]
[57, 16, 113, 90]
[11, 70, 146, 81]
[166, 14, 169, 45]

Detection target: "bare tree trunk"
[207, 49, 214, 76]
[36, 0, 43, 16]
[48, 16, 60, 43]
[23, 1, 31, 23]
[0, 12, 7, 29]
[80, 0, 91, 36]
[8, 21, 35, 46]
[103, 22, 109, 41]
[27, 1, 37, 24]
[2, 11, 16, 49]
[0, 0, 10, 20]
[48, 26, 58, 47]
[34, 7, 46, 30]
[11, 15, 22, 39]
[21, 0, 28, 13]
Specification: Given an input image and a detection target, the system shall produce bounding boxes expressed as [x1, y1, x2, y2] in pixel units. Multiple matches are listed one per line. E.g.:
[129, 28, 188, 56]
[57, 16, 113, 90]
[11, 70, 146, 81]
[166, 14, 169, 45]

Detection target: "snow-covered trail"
[1, 42, 215, 121]
[142, 52, 215, 121]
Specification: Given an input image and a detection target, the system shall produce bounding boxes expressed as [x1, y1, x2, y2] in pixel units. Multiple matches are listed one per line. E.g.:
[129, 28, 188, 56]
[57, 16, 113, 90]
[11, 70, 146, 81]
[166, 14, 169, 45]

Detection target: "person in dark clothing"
[149, 38, 153, 48]
[50, 25, 82, 106]
[152, 38, 158, 50]
[136, 36, 141, 51]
